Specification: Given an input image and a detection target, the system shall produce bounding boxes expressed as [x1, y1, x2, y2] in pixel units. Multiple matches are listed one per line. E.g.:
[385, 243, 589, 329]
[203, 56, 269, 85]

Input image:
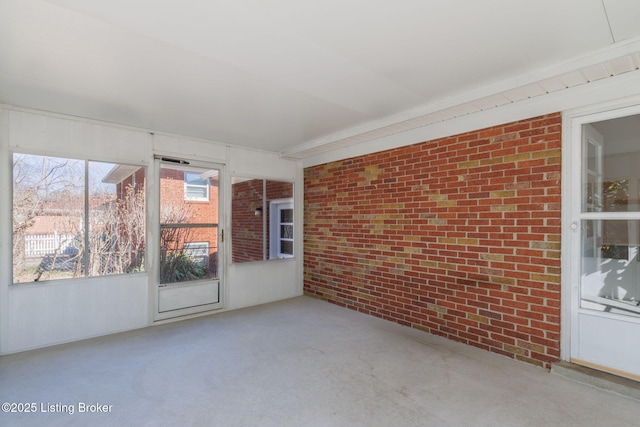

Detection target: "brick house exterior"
[231, 179, 264, 263]
[304, 113, 562, 368]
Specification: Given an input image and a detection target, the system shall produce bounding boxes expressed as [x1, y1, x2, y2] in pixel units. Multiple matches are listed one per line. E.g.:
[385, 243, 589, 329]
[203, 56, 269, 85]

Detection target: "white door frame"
[151, 157, 226, 321]
[562, 98, 640, 376]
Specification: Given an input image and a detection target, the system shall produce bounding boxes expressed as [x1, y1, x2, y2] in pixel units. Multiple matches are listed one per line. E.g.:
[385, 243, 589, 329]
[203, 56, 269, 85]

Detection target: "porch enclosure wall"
[304, 113, 562, 368]
[0, 108, 303, 354]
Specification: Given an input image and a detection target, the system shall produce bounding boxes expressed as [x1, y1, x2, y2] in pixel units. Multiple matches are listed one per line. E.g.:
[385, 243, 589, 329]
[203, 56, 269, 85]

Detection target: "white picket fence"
[25, 233, 76, 257]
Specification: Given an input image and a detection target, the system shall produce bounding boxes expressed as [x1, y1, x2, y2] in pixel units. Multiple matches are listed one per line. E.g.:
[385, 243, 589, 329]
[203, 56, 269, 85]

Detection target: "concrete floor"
[0, 296, 638, 427]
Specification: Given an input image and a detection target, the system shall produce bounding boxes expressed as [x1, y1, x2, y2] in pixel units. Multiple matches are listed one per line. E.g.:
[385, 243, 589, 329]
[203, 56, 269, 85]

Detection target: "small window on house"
[271, 200, 294, 259]
[184, 172, 209, 201]
[184, 242, 210, 267]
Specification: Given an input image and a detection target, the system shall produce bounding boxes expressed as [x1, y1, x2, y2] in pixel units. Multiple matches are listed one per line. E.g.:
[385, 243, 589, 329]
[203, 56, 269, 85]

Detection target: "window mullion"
[262, 179, 267, 260]
[83, 160, 89, 277]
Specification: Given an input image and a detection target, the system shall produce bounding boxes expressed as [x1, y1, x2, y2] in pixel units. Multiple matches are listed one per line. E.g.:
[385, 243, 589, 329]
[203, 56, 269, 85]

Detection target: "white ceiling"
[1, 0, 640, 158]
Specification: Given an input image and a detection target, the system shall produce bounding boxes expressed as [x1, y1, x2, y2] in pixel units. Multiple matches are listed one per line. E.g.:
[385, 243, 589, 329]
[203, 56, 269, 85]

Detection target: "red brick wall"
[304, 113, 562, 368]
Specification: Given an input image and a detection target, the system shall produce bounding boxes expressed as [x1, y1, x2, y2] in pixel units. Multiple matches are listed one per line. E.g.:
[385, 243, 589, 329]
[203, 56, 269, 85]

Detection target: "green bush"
[160, 251, 207, 283]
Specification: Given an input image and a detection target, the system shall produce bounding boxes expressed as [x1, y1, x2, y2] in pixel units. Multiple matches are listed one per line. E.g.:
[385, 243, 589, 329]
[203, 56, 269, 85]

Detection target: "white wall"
[0, 106, 303, 354]
[226, 145, 303, 310]
[6, 275, 149, 352]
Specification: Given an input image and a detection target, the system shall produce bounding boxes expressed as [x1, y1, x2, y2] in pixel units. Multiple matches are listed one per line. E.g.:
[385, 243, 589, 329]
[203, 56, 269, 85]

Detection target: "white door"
[154, 159, 224, 320]
[571, 116, 640, 380]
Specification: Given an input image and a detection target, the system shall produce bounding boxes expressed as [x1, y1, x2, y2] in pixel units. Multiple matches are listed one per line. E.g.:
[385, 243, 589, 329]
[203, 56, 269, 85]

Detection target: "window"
[231, 178, 294, 262]
[184, 242, 210, 267]
[270, 200, 294, 259]
[12, 153, 145, 283]
[184, 172, 209, 201]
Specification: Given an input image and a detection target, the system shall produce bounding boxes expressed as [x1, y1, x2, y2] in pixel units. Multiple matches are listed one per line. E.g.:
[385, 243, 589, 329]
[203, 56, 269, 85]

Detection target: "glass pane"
[13, 154, 85, 282]
[161, 164, 219, 284]
[231, 178, 264, 262]
[280, 240, 293, 255]
[587, 139, 597, 172]
[580, 117, 640, 317]
[281, 224, 293, 239]
[280, 208, 293, 223]
[88, 162, 145, 276]
[581, 219, 640, 318]
[583, 119, 640, 213]
[583, 127, 603, 213]
[232, 178, 294, 262]
[185, 172, 208, 186]
[160, 226, 218, 283]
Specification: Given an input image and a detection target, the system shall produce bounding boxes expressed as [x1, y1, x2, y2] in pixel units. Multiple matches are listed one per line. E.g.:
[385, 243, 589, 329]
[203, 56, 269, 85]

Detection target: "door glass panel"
[580, 117, 640, 317]
[160, 163, 219, 284]
[581, 220, 640, 317]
